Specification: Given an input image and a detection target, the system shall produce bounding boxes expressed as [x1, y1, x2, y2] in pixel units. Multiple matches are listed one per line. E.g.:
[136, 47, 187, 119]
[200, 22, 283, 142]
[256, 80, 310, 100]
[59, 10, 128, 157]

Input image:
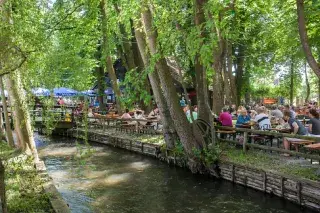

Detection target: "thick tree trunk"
[304, 62, 310, 103]
[0, 160, 7, 213]
[6, 72, 39, 162]
[134, 24, 178, 149]
[194, 0, 211, 122]
[318, 77, 320, 103]
[212, 39, 225, 114]
[290, 61, 294, 105]
[296, 0, 320, 78]
[142, 6, 205, 167]
[0, 77, 14, 147]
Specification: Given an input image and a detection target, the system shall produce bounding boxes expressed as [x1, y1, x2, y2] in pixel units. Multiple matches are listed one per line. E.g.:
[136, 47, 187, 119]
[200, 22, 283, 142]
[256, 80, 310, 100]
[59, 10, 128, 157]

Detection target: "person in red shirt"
[218, 107, 233, 139]
[219, 107, 233, 127]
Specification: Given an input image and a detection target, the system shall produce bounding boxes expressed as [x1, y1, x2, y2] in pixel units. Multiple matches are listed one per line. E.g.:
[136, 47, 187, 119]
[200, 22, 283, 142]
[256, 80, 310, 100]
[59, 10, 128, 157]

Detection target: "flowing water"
[36, 134, 314, 213]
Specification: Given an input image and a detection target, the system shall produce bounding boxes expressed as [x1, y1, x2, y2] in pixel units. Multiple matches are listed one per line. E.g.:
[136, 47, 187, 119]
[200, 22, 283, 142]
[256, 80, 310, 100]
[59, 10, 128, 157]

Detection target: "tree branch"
[296, 0, 320, 78]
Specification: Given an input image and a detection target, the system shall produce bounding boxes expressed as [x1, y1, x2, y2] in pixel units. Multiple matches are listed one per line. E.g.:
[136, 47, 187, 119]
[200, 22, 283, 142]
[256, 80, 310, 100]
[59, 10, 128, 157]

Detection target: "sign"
[263, 98, 277, 104]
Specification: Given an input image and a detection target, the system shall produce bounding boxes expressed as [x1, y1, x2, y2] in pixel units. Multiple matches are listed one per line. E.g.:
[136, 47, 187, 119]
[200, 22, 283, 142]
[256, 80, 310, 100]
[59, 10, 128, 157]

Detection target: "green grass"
[221, 144, 320, 181]
[0, 142, 53, 213]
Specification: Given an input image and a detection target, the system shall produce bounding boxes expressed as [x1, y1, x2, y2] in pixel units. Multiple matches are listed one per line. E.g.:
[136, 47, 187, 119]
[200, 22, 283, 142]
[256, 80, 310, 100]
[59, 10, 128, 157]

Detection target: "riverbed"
[36, 134, 313, 213]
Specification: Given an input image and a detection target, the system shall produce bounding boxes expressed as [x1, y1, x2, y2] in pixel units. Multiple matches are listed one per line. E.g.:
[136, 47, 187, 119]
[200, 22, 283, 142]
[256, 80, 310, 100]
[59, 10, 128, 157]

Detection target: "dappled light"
[128, 161, 151, 171]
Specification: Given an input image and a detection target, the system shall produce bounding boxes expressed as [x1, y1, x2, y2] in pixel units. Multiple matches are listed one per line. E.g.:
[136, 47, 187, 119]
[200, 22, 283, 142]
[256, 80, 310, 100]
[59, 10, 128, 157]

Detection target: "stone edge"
[35, 161, 71, 213]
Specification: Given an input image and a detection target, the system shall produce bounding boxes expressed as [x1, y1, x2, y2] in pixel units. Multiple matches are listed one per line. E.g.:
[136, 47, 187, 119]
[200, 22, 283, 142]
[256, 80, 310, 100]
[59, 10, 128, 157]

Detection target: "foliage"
[0, 143, 52, 212]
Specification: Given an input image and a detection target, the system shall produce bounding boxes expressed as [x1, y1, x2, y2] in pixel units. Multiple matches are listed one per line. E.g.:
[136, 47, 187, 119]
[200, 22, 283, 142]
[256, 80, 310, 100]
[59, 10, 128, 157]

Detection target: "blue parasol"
[32, 88, 50, 97]
[81, 90, 96, 97]
[53, 87, 79, 97]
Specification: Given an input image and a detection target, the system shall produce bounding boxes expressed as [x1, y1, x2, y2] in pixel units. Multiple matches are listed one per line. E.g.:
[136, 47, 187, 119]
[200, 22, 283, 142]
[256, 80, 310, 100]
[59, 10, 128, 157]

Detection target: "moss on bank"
[221, 144, 320, 181]
[81, 128, 320, 181]
[0, 143, 53, 213]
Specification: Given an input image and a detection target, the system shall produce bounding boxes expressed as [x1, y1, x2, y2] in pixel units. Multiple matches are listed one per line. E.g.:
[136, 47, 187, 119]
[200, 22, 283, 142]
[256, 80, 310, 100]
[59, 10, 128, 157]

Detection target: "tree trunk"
[194, 0, 211, 122]
[296, 0, 320, 78]
[0, 160, 7, 213]
[235, 45, 245, 106]
[227, 43, 237, 104]
[130, 19, 152, 113]
[134, 23, 178, 149]
[100, 0, 123, 113]
[6, 75, 27, 151]
[96, 66, 106, 111]
[6, 72, 39, 162]
[0, 77, 14, 147]
[318, 77, 320, 103]
[304, 62, 310, 103]
[141, 6, 205, 167]
[114, 4, 136, 71]
[290, 60, 294, 105]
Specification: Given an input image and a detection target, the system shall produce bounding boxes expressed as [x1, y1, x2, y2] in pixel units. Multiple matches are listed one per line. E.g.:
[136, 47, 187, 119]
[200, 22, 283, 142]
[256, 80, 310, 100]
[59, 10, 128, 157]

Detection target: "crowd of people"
[213, 102, 320, 155]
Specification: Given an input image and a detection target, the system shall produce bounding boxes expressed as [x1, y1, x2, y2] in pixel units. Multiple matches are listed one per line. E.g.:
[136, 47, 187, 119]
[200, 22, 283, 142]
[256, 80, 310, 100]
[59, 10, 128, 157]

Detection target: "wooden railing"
[77, 116, 162, 134]
[215, 126, 320, 161]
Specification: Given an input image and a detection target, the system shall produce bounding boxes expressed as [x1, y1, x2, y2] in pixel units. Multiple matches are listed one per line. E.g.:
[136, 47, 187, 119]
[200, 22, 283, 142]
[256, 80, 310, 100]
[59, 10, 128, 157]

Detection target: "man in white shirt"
[254, 107, 271, 130]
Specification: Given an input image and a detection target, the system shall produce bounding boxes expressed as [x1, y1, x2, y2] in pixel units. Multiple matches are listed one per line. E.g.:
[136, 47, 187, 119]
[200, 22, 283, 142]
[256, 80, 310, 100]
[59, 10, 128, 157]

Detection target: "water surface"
[36, 134, 314, 213]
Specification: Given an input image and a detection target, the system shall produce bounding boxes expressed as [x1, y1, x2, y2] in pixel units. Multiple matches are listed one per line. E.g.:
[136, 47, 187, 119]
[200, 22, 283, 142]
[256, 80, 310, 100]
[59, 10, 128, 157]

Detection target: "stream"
[36, 133, 314, 213]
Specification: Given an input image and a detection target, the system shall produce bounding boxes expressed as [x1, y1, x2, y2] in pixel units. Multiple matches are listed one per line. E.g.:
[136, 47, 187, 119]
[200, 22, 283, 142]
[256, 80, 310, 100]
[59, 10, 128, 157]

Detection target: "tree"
[296, 0, 320, 78]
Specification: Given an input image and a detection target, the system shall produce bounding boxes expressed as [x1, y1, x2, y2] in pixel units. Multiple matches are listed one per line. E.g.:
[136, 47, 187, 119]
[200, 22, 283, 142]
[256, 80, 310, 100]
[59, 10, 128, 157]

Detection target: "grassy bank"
[82, 128, 320, 181]
[0, 143, 53, 213]
[221, 144, 320, 181]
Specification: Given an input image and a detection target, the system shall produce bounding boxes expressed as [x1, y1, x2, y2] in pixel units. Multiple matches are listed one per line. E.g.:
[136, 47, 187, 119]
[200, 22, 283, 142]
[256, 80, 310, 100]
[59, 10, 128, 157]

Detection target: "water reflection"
[36, 134, 314, 213]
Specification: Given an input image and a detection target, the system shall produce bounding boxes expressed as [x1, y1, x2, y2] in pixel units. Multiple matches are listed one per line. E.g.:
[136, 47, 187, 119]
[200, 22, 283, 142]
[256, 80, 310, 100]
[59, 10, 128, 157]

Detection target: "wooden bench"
[304, 143, 320, 163]
[305, 143, 320, 150]
[286, 138, 313, 152]
[217, 130, 236, 140]
[249, 134, 273, 147]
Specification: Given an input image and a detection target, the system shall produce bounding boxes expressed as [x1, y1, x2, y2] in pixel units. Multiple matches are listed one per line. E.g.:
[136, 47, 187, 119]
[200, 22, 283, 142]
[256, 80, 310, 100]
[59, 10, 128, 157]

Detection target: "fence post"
[243, 131, 248, 153]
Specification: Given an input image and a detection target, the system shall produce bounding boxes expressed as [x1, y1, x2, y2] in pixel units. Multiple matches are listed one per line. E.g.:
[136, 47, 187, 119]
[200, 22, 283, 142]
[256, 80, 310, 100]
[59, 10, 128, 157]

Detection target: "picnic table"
[268, 128, 290, 133]
[286, 138, 314, 152]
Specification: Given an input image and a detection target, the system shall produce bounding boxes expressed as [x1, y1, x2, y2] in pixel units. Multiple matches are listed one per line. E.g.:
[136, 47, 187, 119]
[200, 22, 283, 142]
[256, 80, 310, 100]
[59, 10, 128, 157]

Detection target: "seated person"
[121, 109, 132, 119]
[253, 107, 271, 130]
[271, 105, 283, 119]
[148, 107, 159, 118]
[219, 107, 233, 127]
[236, 110, 251, 128]
[308, 109, 320, 136]
[283, 110, 307, 153]
[134, 110, 147, 125]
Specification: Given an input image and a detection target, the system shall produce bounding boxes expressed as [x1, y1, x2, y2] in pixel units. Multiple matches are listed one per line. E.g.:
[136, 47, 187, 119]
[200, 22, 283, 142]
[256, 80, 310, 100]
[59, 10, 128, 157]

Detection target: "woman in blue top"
[236, 110, 251, 128]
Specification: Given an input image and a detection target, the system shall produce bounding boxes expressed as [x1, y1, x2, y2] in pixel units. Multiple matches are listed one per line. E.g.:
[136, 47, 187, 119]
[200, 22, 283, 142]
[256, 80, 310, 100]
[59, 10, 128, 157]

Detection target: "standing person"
[308, 109, 320, 136]
[283, 110, 307, 153]
[254, 107, 271, 130]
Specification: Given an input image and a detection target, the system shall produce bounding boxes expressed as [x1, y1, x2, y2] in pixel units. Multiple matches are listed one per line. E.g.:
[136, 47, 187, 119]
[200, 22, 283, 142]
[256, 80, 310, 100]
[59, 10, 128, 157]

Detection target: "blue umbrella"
[54, 87, 79, 97]
[81, 90, 96, 97]
[105, 88, 114, 95]
[32, 88, 50, 97]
